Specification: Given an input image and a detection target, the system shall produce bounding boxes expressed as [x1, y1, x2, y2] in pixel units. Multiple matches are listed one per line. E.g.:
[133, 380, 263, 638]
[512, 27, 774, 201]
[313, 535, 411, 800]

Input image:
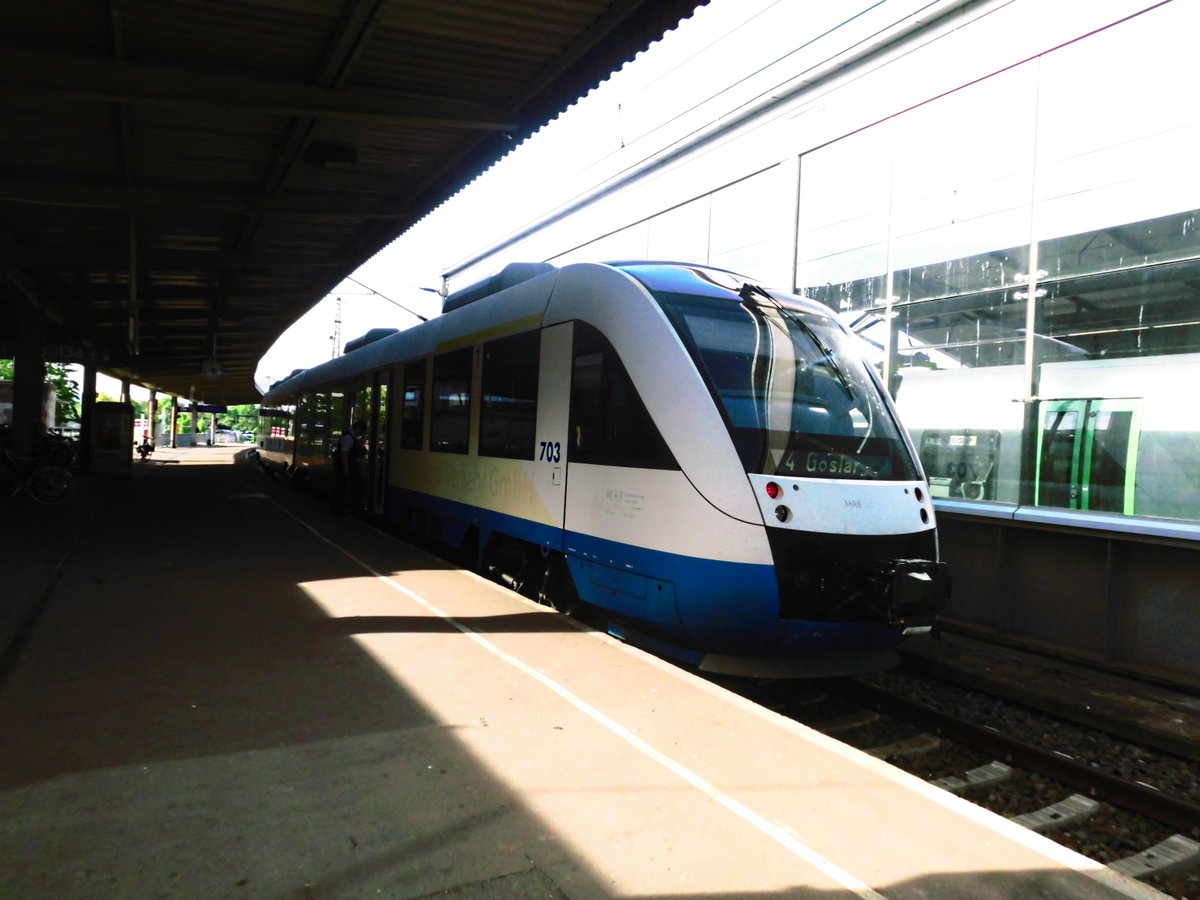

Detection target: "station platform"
[0, 446, 1169, 899]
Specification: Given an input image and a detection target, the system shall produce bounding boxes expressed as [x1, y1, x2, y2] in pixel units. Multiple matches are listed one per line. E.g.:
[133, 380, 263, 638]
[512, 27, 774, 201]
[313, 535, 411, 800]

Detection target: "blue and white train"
[257, 261, 949, 676]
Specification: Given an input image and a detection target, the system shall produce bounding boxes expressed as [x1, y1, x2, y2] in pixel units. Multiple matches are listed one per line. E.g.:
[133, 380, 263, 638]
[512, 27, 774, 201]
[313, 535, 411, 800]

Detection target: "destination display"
[779, 451, 890, 479]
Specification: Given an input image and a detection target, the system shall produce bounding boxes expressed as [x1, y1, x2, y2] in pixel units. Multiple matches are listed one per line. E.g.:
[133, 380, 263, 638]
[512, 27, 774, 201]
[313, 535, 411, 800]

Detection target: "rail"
[837, 679, 1200, 837]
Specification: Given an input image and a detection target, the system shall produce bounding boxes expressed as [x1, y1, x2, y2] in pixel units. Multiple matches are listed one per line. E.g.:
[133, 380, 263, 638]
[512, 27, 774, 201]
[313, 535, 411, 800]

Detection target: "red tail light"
[765, 481, 782, 499]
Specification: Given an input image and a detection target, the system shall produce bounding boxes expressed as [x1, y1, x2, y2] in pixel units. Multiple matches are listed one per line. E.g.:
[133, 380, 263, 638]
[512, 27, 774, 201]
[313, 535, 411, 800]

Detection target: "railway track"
[724, 668, 1200, 899]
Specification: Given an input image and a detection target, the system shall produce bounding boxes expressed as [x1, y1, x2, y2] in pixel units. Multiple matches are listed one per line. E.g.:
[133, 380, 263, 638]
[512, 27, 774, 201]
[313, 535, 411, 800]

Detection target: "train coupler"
[877, 558, 950, 627]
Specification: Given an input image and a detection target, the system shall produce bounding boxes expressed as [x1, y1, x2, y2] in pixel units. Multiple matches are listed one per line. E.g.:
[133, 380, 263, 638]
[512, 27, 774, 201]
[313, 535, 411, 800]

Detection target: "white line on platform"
[284, 513, 885, 898]
[265, 487, 1159, 900]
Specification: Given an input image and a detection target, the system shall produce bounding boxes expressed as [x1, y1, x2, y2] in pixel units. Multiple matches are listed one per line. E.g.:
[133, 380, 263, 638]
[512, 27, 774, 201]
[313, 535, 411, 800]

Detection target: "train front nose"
[751, 477, 949, 630]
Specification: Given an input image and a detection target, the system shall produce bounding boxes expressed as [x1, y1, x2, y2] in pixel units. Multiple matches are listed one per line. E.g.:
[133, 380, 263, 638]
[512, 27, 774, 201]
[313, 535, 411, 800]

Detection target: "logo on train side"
[440, 459, 534, 504]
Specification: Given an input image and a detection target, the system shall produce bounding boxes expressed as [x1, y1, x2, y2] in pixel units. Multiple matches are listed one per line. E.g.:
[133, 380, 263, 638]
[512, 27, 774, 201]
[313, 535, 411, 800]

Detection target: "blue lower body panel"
[564, 531, 779, 652]
[385, 486, 904, 666]
[564, 531, 899, 657]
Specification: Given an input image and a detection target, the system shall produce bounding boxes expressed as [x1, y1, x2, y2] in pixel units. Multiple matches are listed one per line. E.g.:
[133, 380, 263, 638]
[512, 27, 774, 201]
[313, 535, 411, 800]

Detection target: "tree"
[224, 403, 260, 431]
[49, 363, 80, 424]
[0, 358, 81, 425]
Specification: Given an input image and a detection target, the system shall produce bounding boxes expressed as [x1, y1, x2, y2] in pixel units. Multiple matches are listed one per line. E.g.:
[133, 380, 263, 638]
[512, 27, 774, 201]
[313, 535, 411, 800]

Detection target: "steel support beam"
[10, 301, 47, 456]
[0, 48, 517, 130]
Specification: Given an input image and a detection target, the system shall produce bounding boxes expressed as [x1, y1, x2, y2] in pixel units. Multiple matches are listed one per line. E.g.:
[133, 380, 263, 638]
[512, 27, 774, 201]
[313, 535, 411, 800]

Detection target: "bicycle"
[0, 446, 73, 503]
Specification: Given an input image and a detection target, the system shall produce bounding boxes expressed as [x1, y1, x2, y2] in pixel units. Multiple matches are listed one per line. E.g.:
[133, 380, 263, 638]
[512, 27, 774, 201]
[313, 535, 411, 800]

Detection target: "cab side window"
[570, 323, 676, 469]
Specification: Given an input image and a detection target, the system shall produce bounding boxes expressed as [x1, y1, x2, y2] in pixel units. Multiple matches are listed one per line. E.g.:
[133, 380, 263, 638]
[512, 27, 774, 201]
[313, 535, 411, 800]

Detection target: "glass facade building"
[494, 0, 1200, 526]
[793, 3, 1200, 522]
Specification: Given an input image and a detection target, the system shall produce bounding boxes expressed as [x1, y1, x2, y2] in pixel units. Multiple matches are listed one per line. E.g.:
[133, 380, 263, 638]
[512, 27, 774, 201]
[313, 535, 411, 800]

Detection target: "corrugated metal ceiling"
[0, 0, 708, 403]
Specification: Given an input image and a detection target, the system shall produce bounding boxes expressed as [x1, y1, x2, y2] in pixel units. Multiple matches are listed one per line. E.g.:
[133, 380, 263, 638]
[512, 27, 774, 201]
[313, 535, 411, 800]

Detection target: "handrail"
[934, 498, 1200, 543]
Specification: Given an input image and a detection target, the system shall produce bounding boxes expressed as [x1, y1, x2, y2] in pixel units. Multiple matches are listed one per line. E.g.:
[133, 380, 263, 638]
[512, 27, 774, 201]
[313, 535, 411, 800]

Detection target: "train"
[852, 307, 1200, 525]
[257, 260, 949, 677]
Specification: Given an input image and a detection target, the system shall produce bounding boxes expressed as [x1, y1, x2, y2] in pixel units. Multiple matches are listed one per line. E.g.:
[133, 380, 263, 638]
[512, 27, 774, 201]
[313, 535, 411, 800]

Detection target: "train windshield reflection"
[653, 289, 919, 480]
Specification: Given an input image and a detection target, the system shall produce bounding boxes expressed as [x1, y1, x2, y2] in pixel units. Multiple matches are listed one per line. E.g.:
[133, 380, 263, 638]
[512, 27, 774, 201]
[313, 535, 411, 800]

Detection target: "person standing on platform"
[332, 420, 366, 516]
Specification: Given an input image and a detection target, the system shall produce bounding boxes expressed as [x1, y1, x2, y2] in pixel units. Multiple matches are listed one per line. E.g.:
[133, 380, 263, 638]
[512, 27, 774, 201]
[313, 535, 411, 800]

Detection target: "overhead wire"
[343, 275, 431, 323]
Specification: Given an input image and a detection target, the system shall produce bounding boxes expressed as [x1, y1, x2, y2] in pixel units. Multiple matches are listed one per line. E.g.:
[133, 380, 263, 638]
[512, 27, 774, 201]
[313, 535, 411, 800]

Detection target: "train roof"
[605, 261, 755, 299]
[257, 260, 793, 406]
[260, 261, 565, 404]
[442, 262, 557, 313]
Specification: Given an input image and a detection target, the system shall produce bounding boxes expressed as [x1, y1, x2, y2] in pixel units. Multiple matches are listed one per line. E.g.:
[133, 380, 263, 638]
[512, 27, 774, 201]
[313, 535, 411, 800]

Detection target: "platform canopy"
[0, 0, 707, 404]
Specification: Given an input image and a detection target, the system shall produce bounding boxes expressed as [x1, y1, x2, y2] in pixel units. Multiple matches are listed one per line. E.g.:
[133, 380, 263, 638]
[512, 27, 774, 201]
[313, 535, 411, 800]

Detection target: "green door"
[1035, 399, 1139, 514]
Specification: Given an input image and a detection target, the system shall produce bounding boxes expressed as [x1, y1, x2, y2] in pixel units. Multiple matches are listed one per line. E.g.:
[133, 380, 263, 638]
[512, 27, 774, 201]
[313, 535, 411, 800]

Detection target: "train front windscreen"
[652, 286, 920, 481]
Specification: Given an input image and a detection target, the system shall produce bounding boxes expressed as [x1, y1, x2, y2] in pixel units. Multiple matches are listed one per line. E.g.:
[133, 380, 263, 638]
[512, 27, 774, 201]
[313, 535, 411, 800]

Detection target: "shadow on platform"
[0, 446, 1147, 899]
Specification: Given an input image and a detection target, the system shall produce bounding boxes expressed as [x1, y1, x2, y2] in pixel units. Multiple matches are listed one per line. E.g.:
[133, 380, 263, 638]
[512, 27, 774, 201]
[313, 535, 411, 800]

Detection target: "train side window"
[918, 429, 1000, 500]
[480, 330, 540, 459]
[400, 359, 427, 450]
[328, 391, 345, 459]
[263, 407, 293, 450]
[570, 322, 677, 469]
[297, 392, 324, 464]
[295, 394, 313, 458]
[431, 348, 472, 454]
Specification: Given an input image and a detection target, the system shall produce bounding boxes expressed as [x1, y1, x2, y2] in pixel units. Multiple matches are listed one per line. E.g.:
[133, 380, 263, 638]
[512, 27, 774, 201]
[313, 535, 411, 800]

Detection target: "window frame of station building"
[786, 6, 1200, 525]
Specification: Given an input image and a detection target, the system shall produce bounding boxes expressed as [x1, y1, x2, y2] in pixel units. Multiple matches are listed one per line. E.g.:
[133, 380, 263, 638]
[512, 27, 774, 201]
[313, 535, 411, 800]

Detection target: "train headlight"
[765, 481, 782, 499]
[775, 505, 791, 523]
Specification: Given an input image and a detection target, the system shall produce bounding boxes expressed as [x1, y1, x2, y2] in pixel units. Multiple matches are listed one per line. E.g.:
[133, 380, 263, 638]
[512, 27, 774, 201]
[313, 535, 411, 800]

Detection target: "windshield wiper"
[738, 282, 855, 401]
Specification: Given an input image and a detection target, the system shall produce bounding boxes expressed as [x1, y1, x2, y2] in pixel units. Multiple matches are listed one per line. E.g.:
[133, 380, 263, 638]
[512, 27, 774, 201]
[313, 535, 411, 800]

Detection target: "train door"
[326, 391, 344, 461]
[1035, 399, 1140, 514]
[369, 370, 391, 515]
[350, 384, 369, 496]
